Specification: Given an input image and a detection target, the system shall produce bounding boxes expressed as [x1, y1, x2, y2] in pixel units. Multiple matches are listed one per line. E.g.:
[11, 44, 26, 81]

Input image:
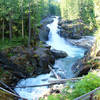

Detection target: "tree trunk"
[9, 18, 12, 40]
[22, 16, 24, 38]
[21, 0, 24, 38]
[28, 1, 31, 47]
[2, 19, 5, 41]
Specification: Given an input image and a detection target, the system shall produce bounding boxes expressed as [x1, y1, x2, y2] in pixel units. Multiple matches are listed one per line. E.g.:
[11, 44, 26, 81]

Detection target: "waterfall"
[15, 17, 85, 100]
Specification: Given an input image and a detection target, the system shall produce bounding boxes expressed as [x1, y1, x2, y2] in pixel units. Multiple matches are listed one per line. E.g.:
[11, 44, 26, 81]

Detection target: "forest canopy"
[0, 0, 100, 48]
[0, 0, 60, 48]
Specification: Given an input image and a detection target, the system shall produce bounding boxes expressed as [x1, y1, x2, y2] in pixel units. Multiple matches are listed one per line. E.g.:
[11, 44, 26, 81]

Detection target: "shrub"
[67, 72, 100, 100]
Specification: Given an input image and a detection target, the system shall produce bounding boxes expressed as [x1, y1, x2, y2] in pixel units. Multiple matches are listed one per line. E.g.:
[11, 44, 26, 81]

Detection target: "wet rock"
[0, 52, 29, 88]
[39, 26, 50, 42]
[72, 36, 97, 77]
[77, 65, 91, 77]
[34, 47, 55, 74]
[51, 49, 68, 59]
[0, 53, 27, 78]
[69, 33, 81, 39]
[58, 29, 69, 38]
[58, 18, 94, 40]
[67, 36, 96, 49]
[39, 17, 53, 42]
[96, 50, 100, 56]
[42, 44, 51, 49]
[58, 19, 65, 26]
[40, 17, 54, 25]
[0, 44, 56, 87]
[50, 84, 64, 94]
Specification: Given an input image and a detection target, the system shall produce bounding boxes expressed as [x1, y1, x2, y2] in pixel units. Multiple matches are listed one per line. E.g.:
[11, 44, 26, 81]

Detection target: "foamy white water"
[47, 17, 84, 57]
[15, 17, 86, 100]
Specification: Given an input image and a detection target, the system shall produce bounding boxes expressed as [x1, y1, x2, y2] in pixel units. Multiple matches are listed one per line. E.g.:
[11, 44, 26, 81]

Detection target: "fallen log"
[48, 65, 60, 79]
[48, 77, 83, 84]
[0, 87, 27, 100]
[0, 80, 18, 95]
[13, 77, 83, 88]
[14, 83, 56, 88]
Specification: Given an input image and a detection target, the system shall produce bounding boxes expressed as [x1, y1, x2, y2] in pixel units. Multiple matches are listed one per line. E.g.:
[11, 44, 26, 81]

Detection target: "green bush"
[67, 72, 100, 100]
[47, 94, 66, 100]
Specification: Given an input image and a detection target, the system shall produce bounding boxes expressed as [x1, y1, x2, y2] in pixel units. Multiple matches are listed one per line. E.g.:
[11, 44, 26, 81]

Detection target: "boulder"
[34, 47, 55, 74]
[67, 36, 96, 49]
[58, 20, 65, 26]
[39, 17, 54, 42]
[0, 53, 27, 78]
[96, 50, 100, 56]
[39, 26, 50, 42]
[69, 33, 81, 39]
[51, 49, 68, 59]
[77, 65, 91, 77]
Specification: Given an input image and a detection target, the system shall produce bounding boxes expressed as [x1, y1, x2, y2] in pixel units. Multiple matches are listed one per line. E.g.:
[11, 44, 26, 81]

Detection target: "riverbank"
[57, 18, 99, 77]
[0, 17, 54, 99]
[0, 17, 68, 99]
[41, 17, 100, 100]
[0, 16, 99, 100]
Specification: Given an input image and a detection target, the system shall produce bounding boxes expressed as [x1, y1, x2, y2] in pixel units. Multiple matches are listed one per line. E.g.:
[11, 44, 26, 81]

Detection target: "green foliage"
[0, 0, 60, 48]
[45, 94, 66, 100]
[60, 0, 97, 35]
[26, 66, 34, 73]
[0, 36, 28, 50]
[7, 52, 14, 57]
[79, 0, 96, 26]
[60, 0, 79, 20]
[48, 94, 61, 100]
[67, 72, 100, 99]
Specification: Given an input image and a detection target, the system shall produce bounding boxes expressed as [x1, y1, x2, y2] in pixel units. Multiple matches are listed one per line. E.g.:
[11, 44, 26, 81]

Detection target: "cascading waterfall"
[15, 17, 86, 100]
[47, 17, 84, 57]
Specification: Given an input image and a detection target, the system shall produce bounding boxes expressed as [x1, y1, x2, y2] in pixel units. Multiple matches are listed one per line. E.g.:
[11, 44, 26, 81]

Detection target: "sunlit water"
[15, 17, 86, 100]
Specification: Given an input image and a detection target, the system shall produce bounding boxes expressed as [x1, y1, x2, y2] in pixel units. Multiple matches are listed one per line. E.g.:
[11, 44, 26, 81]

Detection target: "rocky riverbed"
[57, 18, 99, 77]
[0, 16, 99, 100]
[0, 17, 68, 89]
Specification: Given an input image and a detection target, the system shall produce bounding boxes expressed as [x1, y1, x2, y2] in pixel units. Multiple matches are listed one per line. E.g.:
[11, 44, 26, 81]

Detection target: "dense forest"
[0, 0, 60, 48]
[60, 0, 100, 54]
[0, 0, 100, 100]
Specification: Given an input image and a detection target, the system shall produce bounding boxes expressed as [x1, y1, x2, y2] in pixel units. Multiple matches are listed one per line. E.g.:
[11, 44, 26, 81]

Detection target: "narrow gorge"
[14, 17, 86, 100]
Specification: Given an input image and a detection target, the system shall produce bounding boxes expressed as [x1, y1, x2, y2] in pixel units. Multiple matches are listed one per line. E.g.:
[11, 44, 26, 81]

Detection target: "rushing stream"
[15, 17, 86, 100]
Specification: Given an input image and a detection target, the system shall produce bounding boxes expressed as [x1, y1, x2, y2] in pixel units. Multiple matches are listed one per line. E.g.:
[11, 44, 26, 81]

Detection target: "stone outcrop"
[0, 43, 68, 87]
[67, 36, 96, 49]
[71, 36, 97, 76]
[96, 50, 100, 56]
[39, 17, 53, 42]
[51, 49, 68, 59]
[58, 19, 94, 39]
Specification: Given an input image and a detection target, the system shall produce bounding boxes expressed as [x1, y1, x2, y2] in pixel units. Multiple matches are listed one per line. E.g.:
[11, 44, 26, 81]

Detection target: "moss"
[0, 90, 15, 100]
[26, 66, 34, 73]
[7, 52, 15, 57]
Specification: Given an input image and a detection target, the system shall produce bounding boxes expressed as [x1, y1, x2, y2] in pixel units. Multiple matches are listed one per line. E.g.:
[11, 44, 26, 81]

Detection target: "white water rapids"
[15, 17, 86, 100]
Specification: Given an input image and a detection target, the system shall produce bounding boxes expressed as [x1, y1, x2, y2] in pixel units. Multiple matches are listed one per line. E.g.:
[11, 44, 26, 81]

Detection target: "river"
[15, 17, 86, 100]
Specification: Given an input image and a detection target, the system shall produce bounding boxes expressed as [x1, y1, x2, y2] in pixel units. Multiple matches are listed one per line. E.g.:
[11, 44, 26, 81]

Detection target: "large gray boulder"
[39, 17, 54, 42]
[39, 26, 50, 42]
[96, 50, 100, 56]
[34, 47, 55, 74]
[51, 49, 68, 59]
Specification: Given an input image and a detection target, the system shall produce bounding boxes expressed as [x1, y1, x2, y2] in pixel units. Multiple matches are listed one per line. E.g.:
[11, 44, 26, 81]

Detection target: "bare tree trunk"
[22, 16, 24, 38]
[28, 1, 31, 47]
[2, 19, 5, 41]
[21, 0, 24, 38]
[9, 18, 12, 40]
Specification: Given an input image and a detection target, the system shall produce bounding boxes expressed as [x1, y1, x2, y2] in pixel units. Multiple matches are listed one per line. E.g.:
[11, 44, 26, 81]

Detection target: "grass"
[0, 36, 28, 50]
